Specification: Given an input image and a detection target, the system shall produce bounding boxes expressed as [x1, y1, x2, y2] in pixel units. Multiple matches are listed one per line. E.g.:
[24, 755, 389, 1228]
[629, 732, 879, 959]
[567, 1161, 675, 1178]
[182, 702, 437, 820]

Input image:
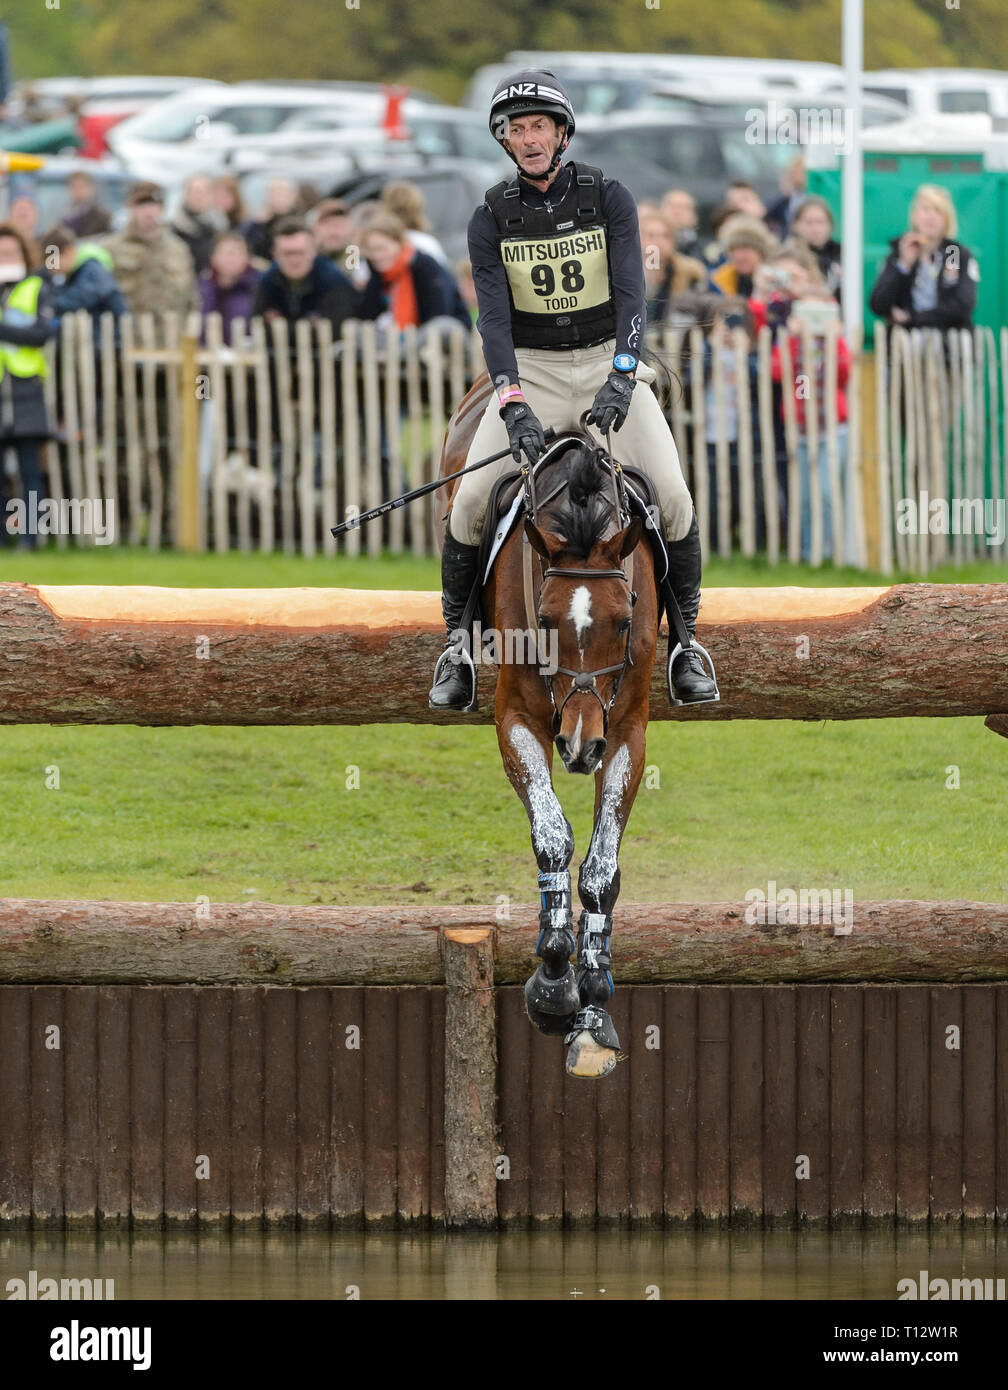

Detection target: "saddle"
[449, 435, 695, 701]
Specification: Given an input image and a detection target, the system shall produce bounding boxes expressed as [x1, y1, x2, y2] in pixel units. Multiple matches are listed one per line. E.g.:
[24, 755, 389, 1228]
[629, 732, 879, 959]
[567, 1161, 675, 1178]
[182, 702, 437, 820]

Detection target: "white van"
[465, 52, 843, 115]
[857, 69, 1008, 121]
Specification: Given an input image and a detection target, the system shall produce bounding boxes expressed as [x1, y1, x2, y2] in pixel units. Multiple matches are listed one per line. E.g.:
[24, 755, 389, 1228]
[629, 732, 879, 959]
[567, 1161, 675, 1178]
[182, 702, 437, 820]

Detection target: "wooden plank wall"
[1, 983, 1004, 1227]
[0, 985, 444, 1230]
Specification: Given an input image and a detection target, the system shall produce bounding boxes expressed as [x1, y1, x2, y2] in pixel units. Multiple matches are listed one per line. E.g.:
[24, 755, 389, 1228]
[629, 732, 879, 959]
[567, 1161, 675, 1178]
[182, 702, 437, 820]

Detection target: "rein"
[530, 427, 638, 737]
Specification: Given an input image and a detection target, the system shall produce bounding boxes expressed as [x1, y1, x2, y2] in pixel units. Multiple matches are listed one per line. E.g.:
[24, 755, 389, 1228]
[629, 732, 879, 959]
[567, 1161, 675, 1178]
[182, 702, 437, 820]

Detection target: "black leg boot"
[428, 528, 481, 711]
[665, 510, 719, 704]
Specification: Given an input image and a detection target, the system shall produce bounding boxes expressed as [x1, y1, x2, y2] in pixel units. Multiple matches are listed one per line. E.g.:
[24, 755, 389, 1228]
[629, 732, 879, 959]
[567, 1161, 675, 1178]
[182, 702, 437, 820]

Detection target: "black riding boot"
[428, 528, 481, 711]
[666, 510, 719, 704]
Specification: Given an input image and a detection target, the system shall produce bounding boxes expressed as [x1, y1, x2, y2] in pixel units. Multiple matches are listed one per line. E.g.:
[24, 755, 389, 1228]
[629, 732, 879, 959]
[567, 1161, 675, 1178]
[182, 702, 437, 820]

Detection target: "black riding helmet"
[489, 69, 576, 178]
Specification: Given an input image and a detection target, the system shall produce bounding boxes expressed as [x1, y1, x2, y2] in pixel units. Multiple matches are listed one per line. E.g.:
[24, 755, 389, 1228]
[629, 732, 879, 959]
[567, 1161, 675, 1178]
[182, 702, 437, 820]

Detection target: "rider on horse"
[429, 68, 718, 711]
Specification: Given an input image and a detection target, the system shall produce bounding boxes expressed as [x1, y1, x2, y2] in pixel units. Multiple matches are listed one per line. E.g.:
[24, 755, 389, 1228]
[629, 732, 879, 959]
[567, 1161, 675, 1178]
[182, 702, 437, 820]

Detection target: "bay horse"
[435, 374, 659, 1080]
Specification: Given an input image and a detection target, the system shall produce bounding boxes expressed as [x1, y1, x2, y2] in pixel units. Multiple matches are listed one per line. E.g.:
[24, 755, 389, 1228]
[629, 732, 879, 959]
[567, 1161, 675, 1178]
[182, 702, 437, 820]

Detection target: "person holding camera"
[868, 184, 978, 332]
[753, 246, 853, 564]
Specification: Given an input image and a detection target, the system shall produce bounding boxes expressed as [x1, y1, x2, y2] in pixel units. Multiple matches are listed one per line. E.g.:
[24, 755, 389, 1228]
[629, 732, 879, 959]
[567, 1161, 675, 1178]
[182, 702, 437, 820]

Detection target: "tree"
[5, 0, 997, 100]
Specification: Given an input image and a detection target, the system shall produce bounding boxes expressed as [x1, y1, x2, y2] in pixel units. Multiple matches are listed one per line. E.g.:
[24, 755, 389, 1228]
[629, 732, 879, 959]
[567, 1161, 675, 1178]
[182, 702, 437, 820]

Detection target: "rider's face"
[505, 114, 561, 176]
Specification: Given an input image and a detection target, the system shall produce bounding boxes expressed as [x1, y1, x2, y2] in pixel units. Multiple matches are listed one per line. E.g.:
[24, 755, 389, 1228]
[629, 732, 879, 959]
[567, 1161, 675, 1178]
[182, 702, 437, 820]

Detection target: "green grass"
[3, 545, 1008, 590]
[0, 546, 1005, 905]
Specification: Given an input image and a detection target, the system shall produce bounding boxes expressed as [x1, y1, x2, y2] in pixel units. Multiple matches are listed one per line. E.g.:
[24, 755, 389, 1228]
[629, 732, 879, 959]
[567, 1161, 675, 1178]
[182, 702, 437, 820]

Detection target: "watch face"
[613, 354, 637, 372]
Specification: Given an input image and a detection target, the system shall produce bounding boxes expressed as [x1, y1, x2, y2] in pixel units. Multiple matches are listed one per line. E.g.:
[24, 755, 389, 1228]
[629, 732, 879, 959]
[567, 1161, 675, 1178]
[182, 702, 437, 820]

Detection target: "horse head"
[523, 443, 645, 774]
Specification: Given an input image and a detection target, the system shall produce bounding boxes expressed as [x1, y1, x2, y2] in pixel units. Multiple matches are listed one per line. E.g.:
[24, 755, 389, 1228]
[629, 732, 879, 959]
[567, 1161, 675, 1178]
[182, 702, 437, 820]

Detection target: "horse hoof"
[564, 1030, 618, 1079]
[524, 962, 580, 1034]
[525, 1001, 577, 1035]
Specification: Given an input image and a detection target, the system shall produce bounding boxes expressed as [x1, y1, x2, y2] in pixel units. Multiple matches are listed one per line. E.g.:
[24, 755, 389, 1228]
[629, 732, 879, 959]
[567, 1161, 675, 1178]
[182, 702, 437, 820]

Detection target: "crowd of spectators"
[0, 152, 982, 558]
[2, 168, 474, 345]
[637, 169, 979, 561]
[0, 168, 476, 545]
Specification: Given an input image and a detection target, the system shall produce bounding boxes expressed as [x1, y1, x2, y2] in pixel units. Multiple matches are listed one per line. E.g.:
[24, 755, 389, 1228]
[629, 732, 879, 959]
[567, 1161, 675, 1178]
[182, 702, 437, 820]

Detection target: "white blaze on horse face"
[568, 585, 592, 658]
[580, 743, 631, 901]
[508, 722, 570, 862]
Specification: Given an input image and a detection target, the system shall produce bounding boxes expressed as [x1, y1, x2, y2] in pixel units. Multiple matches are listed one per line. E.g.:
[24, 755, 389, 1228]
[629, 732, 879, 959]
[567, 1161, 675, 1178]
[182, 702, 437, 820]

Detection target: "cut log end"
[442, 927, 493, 945]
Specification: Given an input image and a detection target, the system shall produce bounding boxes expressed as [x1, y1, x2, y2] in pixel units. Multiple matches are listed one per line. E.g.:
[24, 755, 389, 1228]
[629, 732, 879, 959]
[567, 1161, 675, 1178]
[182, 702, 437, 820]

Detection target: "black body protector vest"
[485, 161, 617, 350]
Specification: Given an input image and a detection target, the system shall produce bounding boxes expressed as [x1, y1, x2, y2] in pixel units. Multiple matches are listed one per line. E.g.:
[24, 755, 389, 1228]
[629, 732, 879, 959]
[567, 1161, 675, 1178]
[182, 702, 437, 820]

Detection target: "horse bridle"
[527, 422, 639, 737]
[538, 562, 638, 737]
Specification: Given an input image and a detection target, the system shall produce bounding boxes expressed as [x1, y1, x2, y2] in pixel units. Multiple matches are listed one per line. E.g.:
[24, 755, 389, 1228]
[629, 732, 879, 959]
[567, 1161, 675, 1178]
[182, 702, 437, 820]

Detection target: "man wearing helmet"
[429, 69, 716, 711]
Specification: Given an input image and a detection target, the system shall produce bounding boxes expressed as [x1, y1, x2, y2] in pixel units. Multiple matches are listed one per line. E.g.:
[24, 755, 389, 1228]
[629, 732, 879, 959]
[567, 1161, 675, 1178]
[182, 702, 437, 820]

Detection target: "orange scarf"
[382, 243, 419, 328]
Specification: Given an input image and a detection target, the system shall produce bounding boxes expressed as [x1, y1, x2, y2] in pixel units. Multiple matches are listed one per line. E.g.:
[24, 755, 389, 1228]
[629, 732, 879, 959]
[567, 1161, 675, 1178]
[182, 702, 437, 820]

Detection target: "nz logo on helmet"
[507, 83, 540, 98]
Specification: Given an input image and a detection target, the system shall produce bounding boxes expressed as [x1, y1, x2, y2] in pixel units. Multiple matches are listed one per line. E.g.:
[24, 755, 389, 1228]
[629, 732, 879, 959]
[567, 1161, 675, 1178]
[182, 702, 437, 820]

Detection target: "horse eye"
[617, 617, 631, 632]
[538, 614, 553, 629]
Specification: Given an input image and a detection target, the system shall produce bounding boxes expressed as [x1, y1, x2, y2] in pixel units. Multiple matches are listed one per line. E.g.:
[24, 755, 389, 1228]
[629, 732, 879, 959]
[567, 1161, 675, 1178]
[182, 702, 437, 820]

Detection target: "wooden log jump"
[2, 899, 1006, 985]
[1, 582, 1007, 726]
[2, 901, 1006, 1228]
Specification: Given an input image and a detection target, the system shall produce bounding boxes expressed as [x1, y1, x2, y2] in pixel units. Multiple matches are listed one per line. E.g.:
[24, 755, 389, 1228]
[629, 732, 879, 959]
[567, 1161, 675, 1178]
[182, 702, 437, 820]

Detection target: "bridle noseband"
[539, 563, 638, 737]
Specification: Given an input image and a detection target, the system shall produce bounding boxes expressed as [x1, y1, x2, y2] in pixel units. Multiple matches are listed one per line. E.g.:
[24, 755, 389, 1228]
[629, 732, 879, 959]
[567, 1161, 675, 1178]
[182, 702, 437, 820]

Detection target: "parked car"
[76, 79, 225, 159]
[7, 77, 90, 121]
[212, 103, 502, 185]
[106, 83, 416, 179]
[9, 75, 218, 112]
[0, 116, 81, 156]
[855, 68, 1008, 121]
[276, 101, 501, 164]
[465, 52, 844, 115]
[572, 111, 788, 226]
[648, 83, 910, 132]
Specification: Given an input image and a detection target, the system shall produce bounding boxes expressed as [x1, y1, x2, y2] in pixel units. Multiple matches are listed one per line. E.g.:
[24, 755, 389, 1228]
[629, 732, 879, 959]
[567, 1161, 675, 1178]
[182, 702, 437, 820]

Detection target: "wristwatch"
[612, 353, 637, 374]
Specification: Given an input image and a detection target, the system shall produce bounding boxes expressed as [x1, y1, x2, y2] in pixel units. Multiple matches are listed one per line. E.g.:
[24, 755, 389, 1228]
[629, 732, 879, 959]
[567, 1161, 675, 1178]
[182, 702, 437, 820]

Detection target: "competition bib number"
[502, 227, 610, 315]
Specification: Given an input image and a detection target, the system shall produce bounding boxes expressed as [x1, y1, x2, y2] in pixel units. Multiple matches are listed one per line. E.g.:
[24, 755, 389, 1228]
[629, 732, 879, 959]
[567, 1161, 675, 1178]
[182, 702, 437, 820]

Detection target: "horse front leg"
[567, 722, 646, 1079]
[498, 713, 581, 1036]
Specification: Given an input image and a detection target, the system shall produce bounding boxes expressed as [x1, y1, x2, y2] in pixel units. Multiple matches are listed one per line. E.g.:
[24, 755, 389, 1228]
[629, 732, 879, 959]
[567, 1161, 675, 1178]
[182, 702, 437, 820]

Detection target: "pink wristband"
[498, 386, 524, 405]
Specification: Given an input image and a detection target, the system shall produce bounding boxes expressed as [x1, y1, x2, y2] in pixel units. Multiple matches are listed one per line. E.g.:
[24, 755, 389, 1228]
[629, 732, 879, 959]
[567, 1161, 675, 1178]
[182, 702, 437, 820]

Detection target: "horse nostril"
[555, 735, 570, 760]
[583, 738, 607, 768]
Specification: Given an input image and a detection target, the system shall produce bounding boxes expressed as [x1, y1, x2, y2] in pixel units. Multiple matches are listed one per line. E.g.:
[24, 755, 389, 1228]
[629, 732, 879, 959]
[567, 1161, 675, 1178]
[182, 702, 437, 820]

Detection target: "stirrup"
[430, 641, 477, 712]
[667, 639, 720, 706]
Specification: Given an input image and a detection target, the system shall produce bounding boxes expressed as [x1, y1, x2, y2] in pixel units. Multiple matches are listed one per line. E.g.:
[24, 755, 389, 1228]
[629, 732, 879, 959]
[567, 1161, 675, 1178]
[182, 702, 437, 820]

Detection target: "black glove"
[499, 399, 546, 465]
[586, 370, 636, 434]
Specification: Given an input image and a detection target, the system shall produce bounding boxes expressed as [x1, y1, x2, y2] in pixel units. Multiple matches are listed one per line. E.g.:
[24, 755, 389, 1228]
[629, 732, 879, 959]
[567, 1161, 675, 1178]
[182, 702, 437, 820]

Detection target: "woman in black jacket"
[868, 184, 978, 331]
[0, 223, 58, 549]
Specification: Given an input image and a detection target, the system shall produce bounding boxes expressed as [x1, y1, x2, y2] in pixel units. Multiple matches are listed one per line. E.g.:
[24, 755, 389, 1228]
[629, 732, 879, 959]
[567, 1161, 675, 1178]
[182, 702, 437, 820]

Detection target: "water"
[2, 1227, 1006, 1300]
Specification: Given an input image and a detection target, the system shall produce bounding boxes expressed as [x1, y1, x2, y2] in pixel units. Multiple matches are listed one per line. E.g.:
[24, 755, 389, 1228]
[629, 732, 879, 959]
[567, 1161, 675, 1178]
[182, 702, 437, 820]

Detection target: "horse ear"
[524, 518, 568, 559]
[612, 514, 644, 560]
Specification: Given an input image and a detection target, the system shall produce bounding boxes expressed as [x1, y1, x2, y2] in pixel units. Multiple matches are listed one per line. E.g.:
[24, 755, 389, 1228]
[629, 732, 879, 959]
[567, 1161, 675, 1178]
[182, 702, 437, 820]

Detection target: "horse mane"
[540, 442, 616, 559]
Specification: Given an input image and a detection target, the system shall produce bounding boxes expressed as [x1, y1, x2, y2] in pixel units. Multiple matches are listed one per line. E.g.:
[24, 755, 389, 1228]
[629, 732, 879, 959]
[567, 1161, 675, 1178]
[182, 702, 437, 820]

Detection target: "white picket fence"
[874, 324, 1008, 572]
[25, 310, 1008, 571]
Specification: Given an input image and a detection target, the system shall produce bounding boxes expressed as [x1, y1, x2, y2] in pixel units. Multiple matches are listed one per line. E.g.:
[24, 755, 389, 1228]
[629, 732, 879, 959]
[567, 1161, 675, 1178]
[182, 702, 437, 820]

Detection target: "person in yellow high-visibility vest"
[0, 222, 57, 550]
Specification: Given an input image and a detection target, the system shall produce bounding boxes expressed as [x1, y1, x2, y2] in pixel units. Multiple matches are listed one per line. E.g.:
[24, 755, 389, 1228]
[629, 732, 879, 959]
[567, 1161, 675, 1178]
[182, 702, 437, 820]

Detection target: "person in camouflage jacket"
[103, 182, 199, 320]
